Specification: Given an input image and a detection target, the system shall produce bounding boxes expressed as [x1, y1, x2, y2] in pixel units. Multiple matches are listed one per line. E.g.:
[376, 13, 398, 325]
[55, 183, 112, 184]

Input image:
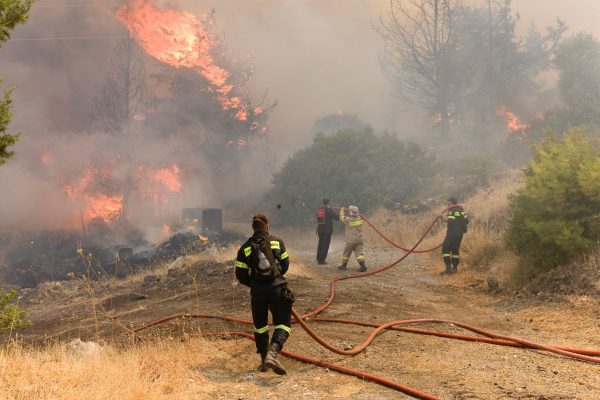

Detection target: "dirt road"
[17, 230, 600, 399]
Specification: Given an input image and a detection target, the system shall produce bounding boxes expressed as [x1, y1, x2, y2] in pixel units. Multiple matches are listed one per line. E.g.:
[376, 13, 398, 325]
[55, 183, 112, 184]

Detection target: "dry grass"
[0, 337, 249, 400]
[363, 173, 523, 285]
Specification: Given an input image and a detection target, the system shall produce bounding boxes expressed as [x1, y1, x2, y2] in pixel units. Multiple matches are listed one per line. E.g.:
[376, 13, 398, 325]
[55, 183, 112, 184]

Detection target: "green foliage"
[0, 288, 30, 333]
[0, 87, 19, 165]
[507, 129, 600, 275]
[0, 0, 33, 43]
[268, 128, 437, 225]
[0, 0, 34, 164]
[554, 33, 600, 125]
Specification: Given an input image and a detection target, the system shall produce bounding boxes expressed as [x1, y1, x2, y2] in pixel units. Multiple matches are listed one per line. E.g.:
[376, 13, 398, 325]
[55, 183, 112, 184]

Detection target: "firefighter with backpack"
[315, 198, 339, 265]
[235, 213, 294, 375]
[441, 197, 469, 275]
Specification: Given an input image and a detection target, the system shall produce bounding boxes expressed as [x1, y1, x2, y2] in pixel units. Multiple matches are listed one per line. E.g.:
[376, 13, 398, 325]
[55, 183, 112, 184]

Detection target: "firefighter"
[338, 205, 367, 272]
[441, 197, 469, 275]
[235, 213, 293, 375]
[316, 198, 339, 265]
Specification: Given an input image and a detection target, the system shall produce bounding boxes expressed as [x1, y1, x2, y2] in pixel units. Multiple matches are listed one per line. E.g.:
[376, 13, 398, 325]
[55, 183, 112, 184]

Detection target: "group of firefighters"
[234, 197, 468, 375]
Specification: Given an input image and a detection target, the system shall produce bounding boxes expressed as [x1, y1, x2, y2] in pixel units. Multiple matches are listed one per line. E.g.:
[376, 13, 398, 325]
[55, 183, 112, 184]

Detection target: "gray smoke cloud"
[0, 0, 597, 236]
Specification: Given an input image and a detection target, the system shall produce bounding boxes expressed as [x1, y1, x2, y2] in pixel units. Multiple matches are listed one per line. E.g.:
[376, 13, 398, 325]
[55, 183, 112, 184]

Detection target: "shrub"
[268, 128, 437, 225]
[0, 289, 30, 333]
[506, 128, 600, 276]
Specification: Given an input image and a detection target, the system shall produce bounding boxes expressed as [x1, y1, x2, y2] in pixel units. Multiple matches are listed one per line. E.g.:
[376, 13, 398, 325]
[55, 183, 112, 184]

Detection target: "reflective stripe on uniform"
[452, 255, 460, 259]
[244, 246, 252, 257]
[342, 256, 350, 261]
[235, 261, 248, 269]
[270, 241, 280, 250]
[275, 324, 291, 334]
[447, 216, 456, 220]
[253, 325, 269, 334]
[454, 211, 461, 216]
[349, 220, 363, 227]
[356, 255, 364, 260]
[280, 251, 289, 260]
[442, 253, 451, 257]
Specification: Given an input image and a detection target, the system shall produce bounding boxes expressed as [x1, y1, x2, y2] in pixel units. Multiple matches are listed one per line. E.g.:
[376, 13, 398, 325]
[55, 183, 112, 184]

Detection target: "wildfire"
[153, 164, 182, 193]
[496, 106, 530, 133]
[65, 162, 183, 224]
[84, 194, 124, 221]
[117, 0, 256, 121]
[162, 224, 173, 238]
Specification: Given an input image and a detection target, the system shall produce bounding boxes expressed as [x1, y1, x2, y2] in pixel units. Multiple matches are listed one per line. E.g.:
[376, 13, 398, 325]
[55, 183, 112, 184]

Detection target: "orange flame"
[496, 107, 530, 133]
[153, 164, 182, 193]
[64, 169, 94, 199]
[162, 224, 173, 238]
[84, 194, 124, 222]
[117, 1, 244, 118]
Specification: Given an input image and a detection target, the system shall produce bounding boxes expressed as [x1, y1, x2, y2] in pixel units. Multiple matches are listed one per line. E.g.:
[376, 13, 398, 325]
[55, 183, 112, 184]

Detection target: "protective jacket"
[446, 205, 468, 235]
[235, 231, 289, 294]
[340, 208, 363, 244]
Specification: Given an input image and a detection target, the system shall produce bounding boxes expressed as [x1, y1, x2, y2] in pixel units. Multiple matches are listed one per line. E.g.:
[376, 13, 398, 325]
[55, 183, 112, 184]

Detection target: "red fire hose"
[131, 207, 600, 399]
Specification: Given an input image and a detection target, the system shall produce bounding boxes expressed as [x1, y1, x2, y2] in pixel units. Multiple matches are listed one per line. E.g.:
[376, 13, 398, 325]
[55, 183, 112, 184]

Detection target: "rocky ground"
[9, 230, 600, 400]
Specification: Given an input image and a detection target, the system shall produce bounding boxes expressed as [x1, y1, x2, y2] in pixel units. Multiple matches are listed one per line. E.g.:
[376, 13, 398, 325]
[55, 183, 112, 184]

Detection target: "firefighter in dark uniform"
[235, 213, 292, 375]
[316, 198, 339, 265]
[441, 197, 469, 274]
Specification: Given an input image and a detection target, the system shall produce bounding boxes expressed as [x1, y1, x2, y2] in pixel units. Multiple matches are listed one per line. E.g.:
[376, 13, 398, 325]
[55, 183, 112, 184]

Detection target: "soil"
[11, 229, 600, 400]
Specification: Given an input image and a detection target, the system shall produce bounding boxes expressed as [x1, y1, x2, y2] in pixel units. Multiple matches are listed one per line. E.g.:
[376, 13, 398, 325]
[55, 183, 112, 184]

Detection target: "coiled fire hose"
[131, 207, 600, 399]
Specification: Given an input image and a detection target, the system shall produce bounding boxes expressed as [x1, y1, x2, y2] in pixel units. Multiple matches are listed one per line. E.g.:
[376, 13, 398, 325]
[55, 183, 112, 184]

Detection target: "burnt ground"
[9, 230, 600, 400]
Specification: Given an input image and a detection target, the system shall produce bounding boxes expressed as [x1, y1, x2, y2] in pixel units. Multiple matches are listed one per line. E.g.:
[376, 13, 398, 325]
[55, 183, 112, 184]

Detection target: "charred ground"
[5, 227, 600, 400]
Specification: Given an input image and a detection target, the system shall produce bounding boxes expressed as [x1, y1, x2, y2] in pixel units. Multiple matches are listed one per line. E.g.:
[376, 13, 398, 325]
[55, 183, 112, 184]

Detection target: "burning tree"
[64, 1, 276, 228]
[0, 0, 34, 165]
[89, 34, 155, 135]
[379, 0, 468, 138]
[116, 0, 274, 148]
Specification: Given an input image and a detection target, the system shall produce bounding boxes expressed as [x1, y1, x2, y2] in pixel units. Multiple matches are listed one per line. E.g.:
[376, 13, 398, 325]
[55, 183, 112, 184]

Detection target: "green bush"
[268, 128, 437, 225]
[0, 289, 30, 333]
[507, 128, 600, 275]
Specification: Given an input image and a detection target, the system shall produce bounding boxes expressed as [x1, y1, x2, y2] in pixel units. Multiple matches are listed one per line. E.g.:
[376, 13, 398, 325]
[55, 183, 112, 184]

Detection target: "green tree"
[0, 0, 34, 165]
[554, 33, 600, 126]
[507, 129, 600, 277]
[268, 128, 437, 225]
[0, 289, 30, 333]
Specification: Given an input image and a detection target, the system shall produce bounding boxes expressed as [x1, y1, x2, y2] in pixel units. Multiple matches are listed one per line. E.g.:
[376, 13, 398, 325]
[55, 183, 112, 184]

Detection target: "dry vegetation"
[0, 337, 251, 400]
[365, 172, 523, 286]
[1, 173, 599, 400]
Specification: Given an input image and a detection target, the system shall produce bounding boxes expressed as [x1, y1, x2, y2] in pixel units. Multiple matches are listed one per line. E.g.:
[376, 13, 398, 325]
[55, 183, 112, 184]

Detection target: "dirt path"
[15, 231, 600, 399]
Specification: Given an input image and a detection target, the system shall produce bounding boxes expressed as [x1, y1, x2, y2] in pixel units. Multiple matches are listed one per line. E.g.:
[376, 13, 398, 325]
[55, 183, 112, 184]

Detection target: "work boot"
[440, 266, 453, 275]
[264, 343, 287, 375]
[338, 263, 348, 270]
[257, 355, 268, 372]
[452, 265, 458, 273]
[358, 260, 367, 272]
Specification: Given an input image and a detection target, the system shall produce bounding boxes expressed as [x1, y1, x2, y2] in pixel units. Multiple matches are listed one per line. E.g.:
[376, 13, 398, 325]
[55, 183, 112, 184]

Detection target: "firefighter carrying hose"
[235, 213, 295, 375]
[338, 205, 367, 272]
[441, 197, 469, 275]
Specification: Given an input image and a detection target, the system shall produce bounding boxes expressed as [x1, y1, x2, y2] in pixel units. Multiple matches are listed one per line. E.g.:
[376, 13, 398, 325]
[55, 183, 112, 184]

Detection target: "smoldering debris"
[0, 219, 242, 288]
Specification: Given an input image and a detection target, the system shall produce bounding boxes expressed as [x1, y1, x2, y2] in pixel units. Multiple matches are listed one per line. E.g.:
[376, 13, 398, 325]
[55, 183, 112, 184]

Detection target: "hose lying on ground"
[131, 207, 600, 399]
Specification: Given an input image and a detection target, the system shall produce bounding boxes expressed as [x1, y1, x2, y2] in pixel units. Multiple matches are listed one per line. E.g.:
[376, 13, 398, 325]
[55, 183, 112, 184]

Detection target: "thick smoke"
[0, 0, 599, 238]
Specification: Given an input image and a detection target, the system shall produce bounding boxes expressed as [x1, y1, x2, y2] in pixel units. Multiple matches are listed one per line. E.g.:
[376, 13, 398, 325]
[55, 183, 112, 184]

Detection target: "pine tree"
[0, 0, 34, 165]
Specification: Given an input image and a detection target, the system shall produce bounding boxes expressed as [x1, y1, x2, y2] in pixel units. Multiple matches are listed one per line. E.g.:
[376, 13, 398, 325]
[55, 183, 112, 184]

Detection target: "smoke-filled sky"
[0, 0, 599, 232]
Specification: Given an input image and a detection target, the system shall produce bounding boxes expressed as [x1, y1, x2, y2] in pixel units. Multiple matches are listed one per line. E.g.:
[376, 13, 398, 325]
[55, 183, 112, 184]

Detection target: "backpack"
[316, 207, 326, 224]
[247, 235, 281, 282]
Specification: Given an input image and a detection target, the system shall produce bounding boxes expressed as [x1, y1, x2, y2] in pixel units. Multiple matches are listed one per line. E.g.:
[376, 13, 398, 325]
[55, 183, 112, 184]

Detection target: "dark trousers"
[251, 285, 291, 357]
[442, 233, 463, 268]
[316, 230, 332, 262]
